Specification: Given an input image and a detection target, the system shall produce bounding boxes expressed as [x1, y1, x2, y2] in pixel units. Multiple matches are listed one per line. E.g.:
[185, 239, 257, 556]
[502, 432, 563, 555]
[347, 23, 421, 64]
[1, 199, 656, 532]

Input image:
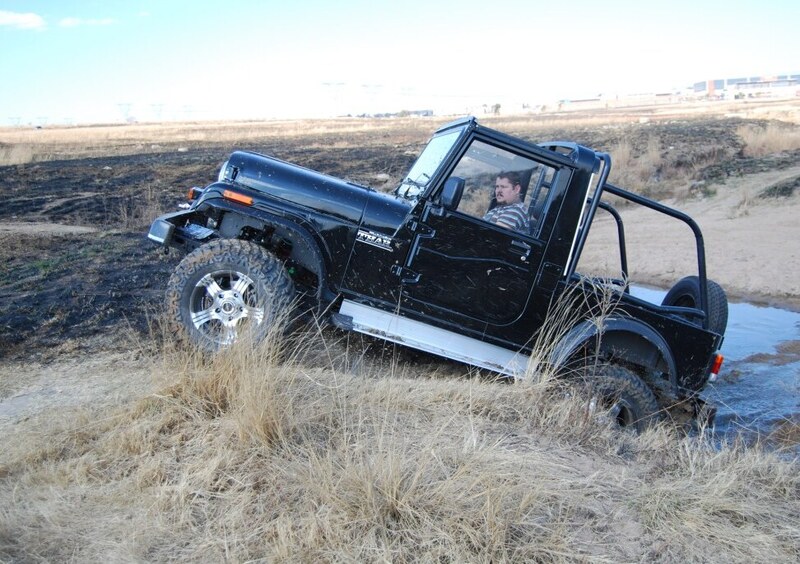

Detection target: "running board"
[338, 300, 529, 377]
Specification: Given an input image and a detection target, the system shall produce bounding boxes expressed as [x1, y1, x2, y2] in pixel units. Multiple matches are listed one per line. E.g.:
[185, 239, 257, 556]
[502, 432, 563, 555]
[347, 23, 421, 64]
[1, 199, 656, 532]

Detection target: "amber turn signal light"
[223, 189, 253, 206]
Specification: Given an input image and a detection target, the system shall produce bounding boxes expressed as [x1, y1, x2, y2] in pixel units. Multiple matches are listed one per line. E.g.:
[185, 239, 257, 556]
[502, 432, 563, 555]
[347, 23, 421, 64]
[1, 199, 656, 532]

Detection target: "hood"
[225, 150, 372, 224]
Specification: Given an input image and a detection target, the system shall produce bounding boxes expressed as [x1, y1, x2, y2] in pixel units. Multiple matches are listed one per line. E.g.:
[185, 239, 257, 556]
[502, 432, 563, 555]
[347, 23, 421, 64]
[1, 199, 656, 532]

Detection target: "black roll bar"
[564, 152, 612, 279]
[602, 182, 710, 329]
[597, 200, 628, 283]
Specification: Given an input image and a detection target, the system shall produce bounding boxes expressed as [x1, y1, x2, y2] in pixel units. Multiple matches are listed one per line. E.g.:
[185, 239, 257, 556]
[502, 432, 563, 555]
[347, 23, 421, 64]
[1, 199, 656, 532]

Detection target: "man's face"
[494, 177, 521, 205]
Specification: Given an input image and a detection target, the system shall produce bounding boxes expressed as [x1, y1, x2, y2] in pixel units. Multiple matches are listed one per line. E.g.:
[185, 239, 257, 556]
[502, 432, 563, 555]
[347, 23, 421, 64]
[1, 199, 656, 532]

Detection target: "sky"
[0, 0, 798, 125]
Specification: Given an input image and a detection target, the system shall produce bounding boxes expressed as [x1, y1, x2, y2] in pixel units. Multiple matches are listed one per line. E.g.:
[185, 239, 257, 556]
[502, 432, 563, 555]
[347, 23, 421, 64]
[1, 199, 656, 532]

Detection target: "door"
[399, 202, 544, 326]
[397, 138, 558, 327]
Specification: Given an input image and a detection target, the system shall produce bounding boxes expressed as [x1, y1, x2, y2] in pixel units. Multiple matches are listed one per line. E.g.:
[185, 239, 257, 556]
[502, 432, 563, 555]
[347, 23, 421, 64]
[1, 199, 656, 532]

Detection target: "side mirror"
[441, 176, 465, 210]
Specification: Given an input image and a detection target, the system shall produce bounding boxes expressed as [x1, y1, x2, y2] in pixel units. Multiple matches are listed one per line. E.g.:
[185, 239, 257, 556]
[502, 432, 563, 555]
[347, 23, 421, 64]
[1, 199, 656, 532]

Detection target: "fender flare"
[208, 199, 331, 301]
[550, 316, 678, 393]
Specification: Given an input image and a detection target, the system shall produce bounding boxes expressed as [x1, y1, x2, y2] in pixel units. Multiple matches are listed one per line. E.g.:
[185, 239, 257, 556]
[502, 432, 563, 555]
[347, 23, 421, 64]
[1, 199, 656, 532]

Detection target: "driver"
[482, 171, 529, 233]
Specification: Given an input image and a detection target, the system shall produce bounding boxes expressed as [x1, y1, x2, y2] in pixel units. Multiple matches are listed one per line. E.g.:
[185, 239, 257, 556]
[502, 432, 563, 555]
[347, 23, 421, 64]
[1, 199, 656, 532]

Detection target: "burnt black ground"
[0, 231, 179, 359]
[0, 141, 418, 360]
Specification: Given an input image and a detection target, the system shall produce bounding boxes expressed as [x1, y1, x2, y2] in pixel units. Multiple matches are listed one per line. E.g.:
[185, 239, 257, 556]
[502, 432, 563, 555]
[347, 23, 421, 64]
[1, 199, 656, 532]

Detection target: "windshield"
[396, 128, 462, 200]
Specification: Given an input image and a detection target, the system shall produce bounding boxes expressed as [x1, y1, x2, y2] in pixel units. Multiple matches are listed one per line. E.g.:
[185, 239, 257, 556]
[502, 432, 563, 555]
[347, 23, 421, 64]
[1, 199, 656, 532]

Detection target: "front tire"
[166, 239, 294, 351]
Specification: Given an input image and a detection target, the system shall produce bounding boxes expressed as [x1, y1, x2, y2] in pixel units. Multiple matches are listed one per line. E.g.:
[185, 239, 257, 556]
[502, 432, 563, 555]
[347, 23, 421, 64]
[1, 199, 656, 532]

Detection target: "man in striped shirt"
[482, 171, 530, 233]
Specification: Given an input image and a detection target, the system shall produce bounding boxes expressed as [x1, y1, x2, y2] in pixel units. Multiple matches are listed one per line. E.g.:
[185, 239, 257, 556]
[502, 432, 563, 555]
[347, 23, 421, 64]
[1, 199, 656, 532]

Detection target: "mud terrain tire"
[166, 239, 294, 352]
[662, 275, 728, 336]
[585, 365, 660, 433]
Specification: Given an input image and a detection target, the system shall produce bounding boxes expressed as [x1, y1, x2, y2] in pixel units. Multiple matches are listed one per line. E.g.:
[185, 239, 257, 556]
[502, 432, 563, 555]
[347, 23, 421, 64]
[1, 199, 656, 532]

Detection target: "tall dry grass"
[2, 314, 798, 562]
[607, 134, 731, 199]
[113, 183, 164, 230]
[0, 143, 37, 165]
[522, 275, 624, 386]
[737, 122, 800, 157]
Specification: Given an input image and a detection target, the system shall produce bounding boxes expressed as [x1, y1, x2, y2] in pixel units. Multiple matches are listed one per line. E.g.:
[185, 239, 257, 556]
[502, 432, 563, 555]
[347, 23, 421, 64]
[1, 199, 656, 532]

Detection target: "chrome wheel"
[167, 239, 295, 352]
[189, 270, 265, 346]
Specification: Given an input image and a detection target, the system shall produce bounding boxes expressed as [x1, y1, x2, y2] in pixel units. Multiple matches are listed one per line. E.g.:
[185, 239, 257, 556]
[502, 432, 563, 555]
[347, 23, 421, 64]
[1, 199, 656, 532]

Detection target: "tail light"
[709, 353, 724, 382]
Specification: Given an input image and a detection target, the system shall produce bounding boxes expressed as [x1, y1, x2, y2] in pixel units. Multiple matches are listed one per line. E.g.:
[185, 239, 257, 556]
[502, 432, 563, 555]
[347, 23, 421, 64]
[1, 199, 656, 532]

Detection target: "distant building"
[692, 74, 800, 99]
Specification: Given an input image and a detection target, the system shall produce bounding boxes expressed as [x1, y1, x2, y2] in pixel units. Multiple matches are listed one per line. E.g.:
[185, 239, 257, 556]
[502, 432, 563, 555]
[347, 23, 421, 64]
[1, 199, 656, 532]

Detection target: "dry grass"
[607, 134, 732, 199]
[0, 143, 37, 165]
[730, 187, 754, 218]
[114, 183, 165, 230]
[738, 123, 800, 157]
[4, 101, 799, 208]
[2, 315, 798, 562]
[523, 275, 624, 385]
[4, 99, 797, 167]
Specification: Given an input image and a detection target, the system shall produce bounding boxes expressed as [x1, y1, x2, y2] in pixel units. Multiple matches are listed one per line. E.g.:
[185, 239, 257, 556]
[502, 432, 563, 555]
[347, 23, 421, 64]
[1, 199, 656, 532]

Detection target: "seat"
[526, 167, 554, 235]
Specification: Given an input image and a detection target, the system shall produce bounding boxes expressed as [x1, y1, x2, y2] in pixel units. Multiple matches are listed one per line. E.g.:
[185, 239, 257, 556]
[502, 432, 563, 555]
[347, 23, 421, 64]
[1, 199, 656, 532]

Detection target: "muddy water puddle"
[632, 287, 800, 443]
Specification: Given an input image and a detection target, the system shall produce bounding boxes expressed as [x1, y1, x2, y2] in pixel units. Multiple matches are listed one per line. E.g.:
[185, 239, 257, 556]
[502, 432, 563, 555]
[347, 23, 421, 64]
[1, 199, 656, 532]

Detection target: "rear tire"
[583, 365, 660, 433]
[166, 239, 294, 352]
[662, 276, 728, 336]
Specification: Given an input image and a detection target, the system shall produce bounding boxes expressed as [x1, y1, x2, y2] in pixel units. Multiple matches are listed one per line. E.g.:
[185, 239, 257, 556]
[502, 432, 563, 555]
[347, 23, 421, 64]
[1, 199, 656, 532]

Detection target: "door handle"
[509, 240, 532, 261]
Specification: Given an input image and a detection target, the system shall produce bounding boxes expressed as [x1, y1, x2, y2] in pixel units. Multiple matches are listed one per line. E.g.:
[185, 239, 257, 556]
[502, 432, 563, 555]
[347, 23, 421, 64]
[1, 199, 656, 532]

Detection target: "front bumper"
[147, 217, 176, 245]
[147, 210, 215, 249]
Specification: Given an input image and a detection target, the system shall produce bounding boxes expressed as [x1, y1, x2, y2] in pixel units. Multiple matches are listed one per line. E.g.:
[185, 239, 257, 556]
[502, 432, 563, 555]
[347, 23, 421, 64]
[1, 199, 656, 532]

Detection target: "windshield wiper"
[396, 173, 430, 199]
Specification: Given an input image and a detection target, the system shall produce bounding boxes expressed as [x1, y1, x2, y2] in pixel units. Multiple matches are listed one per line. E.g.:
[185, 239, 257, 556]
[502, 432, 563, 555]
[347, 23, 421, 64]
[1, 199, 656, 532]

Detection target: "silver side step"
[338, 299, 529, 377]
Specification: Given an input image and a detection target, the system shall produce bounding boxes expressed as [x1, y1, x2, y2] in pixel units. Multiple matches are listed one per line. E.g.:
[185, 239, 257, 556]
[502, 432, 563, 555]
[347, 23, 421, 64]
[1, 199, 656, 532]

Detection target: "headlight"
[218, 160, 230, 182]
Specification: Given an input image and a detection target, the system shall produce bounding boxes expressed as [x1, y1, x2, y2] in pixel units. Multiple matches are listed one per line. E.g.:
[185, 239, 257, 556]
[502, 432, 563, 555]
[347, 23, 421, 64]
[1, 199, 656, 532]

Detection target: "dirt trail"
[687, 166, 800, 307]
[0, 221, 98, 235]
[0, 350, 153, 434]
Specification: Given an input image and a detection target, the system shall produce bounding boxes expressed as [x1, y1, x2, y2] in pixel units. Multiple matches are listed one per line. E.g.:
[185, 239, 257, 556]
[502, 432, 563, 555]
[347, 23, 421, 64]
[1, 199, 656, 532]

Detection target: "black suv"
[148, 117, 727, 430]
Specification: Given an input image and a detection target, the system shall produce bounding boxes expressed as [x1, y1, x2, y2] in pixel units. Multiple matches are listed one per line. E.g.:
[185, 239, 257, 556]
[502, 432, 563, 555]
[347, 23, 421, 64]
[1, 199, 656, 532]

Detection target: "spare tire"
[662, 276, 728, 337]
